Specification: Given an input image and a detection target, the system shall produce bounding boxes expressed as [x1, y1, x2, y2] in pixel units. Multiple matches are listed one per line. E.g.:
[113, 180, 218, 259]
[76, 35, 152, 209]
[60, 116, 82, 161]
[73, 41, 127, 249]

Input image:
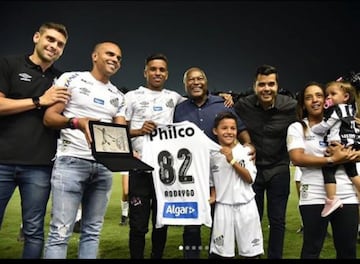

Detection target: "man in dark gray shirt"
[233, 64, 297, 259]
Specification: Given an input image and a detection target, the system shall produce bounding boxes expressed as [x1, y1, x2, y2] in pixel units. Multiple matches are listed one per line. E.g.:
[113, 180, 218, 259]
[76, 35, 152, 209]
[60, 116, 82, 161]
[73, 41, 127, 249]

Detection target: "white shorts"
[209, 199, 264, 258]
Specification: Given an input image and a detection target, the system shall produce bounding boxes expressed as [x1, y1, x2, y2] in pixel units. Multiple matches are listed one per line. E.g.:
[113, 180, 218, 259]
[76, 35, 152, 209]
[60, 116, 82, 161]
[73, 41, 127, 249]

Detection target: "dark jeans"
[300, 203, 358, 259]
[252, 169, 290, 259]
[128, 170, 168, 259]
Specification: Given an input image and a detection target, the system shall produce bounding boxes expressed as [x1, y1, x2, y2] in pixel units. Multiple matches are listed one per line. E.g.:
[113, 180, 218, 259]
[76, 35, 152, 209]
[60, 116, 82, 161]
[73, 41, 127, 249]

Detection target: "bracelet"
[68, 117, 79, 129]
[230, 158, 237, 166]
[32, 96, 41, 109]
[72, 118, 79, 129]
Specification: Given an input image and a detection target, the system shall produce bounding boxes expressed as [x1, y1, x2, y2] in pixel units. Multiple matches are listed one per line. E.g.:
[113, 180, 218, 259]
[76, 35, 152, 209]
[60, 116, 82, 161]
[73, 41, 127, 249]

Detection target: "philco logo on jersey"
[163, 202, 198, 218]
[150, 125, 195, 141]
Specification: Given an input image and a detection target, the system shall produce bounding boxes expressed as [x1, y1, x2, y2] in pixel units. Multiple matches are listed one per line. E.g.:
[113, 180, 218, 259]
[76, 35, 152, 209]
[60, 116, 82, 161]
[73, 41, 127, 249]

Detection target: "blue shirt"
[173, 94, 246, 142]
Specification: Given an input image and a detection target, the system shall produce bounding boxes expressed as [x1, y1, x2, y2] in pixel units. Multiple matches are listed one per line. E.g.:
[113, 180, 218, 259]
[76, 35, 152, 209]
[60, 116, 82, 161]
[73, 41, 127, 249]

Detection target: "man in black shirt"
[0, 22, 70, 258]
[233, 65, 297, 259]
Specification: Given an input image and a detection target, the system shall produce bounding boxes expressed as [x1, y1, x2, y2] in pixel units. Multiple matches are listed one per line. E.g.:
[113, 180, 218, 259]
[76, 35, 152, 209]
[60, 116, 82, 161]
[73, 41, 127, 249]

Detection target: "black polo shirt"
[0, 55, 62, 165]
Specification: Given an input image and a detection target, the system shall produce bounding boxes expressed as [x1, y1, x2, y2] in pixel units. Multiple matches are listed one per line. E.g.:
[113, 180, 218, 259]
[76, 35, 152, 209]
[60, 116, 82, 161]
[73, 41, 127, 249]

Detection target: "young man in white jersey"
[125, 53, 185, 259]
[125, 54, 234, 258]
[43, 41, 127, 259]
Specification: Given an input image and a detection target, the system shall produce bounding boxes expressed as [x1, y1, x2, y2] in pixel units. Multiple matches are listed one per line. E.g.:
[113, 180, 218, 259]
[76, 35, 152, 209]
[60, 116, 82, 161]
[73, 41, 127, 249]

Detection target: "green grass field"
[0, 166, 359, 258]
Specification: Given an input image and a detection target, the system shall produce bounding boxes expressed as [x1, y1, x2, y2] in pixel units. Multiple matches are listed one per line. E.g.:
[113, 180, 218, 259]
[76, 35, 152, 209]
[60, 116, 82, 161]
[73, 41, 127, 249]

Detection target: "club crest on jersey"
[110, 97, 119, 108]
[212, 235, 224, 247]
[150, 125, 195, 141]
[165, 99, 175, 108]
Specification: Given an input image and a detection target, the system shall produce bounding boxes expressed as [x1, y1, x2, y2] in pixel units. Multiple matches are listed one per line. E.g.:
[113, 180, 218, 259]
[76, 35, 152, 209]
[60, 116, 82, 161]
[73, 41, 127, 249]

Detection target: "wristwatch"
[326, 157, 334, 165]
[32, 97, 41, 109]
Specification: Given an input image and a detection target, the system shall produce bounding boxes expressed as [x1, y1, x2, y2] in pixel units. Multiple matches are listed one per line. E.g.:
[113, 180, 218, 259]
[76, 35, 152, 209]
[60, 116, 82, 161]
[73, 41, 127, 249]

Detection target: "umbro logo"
[19, 73, 32, 82]
[251, 238, 261, 247]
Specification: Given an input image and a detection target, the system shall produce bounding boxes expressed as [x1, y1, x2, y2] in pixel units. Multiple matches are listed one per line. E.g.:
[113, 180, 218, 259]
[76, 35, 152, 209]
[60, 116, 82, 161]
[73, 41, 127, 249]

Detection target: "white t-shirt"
[54, 71, 126, 160]
[125, 86, 185, 156]
[141, 121, 221, 228]
[286, 118, 358, 205]
[210, 143, 257, 204]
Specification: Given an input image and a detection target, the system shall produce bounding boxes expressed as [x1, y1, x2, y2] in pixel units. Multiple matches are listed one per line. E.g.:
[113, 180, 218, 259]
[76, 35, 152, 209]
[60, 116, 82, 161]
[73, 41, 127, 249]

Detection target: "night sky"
[1, 1, 359, 96]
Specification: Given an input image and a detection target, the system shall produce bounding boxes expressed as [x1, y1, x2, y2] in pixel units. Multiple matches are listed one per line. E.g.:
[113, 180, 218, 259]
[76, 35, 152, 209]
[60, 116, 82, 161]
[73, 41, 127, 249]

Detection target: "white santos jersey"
[125, 86, 185, 156]
[287, 119, 358, 205]
[54, 71, 126, 160]
[210, 143, 257, 205]
[141, 121, 221, 228]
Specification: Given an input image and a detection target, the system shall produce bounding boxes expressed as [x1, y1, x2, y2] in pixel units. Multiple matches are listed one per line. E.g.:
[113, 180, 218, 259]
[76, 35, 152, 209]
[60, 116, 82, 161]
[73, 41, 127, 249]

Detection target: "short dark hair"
[254, 64, 279, 85]
[145, 53, 168, 66]
[213, 111, 238, 128]
[39, 22, 68, 40]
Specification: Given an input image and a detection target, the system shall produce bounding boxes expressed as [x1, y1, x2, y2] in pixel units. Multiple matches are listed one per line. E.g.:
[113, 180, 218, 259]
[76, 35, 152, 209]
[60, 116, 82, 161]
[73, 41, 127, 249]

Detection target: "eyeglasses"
[257, 81, 276, 88]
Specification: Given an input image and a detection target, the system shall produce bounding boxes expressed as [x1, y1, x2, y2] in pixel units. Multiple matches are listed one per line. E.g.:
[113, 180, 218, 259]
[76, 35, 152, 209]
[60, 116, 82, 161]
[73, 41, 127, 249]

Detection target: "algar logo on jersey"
[163, 202, 198, 218]
[149, 124, 195, 141]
